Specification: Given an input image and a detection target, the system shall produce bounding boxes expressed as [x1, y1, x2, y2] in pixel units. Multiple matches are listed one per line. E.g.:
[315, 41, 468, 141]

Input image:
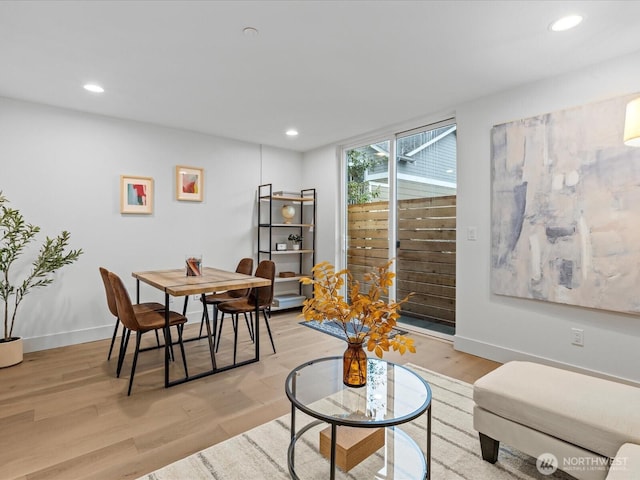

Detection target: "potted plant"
[300, 260, 415, 387]
[288, 233, 303, 250]
[0, 191, 83, 367]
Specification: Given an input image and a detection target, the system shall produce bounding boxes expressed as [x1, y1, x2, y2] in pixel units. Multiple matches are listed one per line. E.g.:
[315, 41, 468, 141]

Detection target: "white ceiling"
[2, 1, 640, 153]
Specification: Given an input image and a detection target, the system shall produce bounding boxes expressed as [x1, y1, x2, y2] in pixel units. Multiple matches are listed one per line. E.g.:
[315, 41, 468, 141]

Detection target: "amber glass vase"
[343, 338, 367, 387]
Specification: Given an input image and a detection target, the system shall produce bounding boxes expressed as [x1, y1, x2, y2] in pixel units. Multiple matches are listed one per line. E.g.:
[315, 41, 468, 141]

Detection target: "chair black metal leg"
[128, 332, 142, 396]
[116, 326, 127, 375]
[263, 309, 276, 353]
[212, 304, 219, 335]
[162, 328, 176, 361]
[177, 325, 189, 378]
[154, 330, 160, 348]
[117, 329, 131, 377]
[233, 314, 239, 364]
[244, 312, 254, 342]
[202, 307, 217, 370]
[198, 308, 206, 339]
[211, 305, 218, 347]
[107, 318, 120, 360]
[215, 313, 225, 352]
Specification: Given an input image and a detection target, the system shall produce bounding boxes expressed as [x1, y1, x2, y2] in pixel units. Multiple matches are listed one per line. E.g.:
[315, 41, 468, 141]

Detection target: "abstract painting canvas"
[176, 165, 203, 201]
[491, 93, 640, 314]
[120, 175, 153, 214]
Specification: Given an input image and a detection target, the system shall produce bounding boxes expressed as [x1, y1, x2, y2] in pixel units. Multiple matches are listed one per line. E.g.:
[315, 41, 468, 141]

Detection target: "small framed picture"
[176, 165, 204, 202]
[276, 243, 287, 251]
[120, 175, 153, 214]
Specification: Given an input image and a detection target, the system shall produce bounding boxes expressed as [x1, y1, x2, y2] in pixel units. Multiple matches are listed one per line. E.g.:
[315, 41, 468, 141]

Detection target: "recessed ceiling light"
[243, 26, 259, 37]
[286, 129, 299, 137]
[549, 15, 583, 32]
[83, 83, 104, 93]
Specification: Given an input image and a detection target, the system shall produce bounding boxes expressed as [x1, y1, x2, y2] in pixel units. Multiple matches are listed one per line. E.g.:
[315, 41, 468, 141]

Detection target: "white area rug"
[139, 364, 574, 479]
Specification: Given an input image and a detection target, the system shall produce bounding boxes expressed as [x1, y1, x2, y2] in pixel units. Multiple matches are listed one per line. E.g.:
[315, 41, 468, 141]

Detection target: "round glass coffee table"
[285, 356, 431, 480]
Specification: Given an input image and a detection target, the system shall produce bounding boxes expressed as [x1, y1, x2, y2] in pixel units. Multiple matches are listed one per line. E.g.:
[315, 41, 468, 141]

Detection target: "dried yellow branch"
[300, 260, 415, 358]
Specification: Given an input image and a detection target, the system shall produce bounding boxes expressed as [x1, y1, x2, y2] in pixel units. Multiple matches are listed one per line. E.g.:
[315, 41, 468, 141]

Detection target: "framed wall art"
[490, 92, 640, 314]
[120, 175, 153, 214]
[176, 165, 204, 202]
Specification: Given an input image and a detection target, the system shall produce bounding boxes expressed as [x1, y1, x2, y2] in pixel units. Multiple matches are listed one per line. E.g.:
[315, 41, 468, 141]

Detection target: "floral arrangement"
[301, 260, 416, 358]
[288, 234, 303, 243]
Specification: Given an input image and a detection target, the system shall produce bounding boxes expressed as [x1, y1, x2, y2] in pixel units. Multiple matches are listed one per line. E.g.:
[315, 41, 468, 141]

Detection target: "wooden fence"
[347, 196, 456, 327]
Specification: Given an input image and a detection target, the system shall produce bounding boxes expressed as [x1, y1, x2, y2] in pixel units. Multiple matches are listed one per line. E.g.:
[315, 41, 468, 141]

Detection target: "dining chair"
[108, 271, 189, 396]
[98, 267, 164, 363]
[198, 257, 253, 339]
[216, 260, 276, 364]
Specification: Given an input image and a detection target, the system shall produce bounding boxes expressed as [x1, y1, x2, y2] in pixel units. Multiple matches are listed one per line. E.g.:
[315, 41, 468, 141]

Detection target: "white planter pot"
[292, 244, 301, 250]
[0, 337, 23, 368]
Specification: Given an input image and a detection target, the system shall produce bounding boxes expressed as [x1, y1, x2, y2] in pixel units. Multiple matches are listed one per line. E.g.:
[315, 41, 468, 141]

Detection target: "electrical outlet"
[192, 294, 200, 302]
[571, 328, 584, 346]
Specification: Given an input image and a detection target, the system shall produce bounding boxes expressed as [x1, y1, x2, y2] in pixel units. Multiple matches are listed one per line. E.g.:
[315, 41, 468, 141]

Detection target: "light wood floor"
[0, 310, 500, 480]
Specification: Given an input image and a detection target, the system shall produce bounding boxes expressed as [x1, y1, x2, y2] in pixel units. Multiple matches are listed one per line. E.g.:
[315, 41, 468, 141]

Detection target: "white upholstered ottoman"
[473, 361, 640, 480]
[606, 443, 640, 480]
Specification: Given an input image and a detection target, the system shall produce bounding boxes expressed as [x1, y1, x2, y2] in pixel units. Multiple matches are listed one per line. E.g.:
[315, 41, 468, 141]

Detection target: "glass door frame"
[339, 117, 457, 316]
[340, 134, 398, 300]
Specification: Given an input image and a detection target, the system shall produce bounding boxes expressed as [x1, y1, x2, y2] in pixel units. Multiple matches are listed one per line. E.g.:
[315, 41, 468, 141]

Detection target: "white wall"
[5, 48, 640, 380]
[0, 97, 302, 352]
[455, 51, 640, 384]
[302, 145, 339, 265]
[304, 50, 640, 383]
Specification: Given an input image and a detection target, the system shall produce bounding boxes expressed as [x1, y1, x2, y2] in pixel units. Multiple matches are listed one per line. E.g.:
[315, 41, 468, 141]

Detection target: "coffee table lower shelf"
[287, 419, 427, 479]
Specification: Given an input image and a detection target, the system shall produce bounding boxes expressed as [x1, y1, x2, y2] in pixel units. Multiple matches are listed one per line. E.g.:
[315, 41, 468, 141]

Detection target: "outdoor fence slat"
[398, 195, 456, 208]
[399, 239, 456, 253]
[398, 205, 457, 218]
[398, 226, 456, 241]
[348, 195, 457, 327]
[397, 280, 456, 298]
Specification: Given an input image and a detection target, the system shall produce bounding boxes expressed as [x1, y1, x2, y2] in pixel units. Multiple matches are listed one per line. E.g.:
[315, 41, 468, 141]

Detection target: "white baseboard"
[453, 334, 640, 387]
[22, 311, 205, 353]
[23, 325, 115, 353]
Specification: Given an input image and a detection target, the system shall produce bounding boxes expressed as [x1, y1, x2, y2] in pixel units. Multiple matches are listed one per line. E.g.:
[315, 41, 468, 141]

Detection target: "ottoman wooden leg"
[479, 433, 499, 463]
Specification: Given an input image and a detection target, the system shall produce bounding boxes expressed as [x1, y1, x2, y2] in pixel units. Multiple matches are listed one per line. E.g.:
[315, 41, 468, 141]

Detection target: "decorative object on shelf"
[281, 204, 296, 223]
[276, 243, 287, 251]
[120, 175, 153, 214]
[288, 233, 303, 250]
[272, 293, 306, 309]
[176, 165, 204, 202]
[301, 260, 415, 386]
[185, 255, 202, 276]
[279, 271, 296, 278]
[0, 191, 83, 367]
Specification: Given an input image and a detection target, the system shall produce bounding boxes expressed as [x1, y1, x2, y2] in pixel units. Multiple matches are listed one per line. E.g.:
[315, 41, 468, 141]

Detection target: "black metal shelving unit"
[257, 183, 316, 310]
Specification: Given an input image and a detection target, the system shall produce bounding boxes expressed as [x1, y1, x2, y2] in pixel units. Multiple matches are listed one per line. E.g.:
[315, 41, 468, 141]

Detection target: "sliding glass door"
[345, 141, 391, 293]
[343, 120, 457, 335]
[395, 123, 457, 335]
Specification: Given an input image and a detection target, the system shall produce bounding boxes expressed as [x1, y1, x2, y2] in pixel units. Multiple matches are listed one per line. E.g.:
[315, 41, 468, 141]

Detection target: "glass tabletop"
[285, 356, 431, 427]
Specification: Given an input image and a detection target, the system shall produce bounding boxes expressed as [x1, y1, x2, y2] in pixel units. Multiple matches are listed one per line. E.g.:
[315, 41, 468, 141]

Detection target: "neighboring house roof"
[366, 124, 457, 187]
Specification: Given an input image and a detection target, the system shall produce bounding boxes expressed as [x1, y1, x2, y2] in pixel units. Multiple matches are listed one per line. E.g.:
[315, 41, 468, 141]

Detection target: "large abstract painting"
[491, 93, 640, 314]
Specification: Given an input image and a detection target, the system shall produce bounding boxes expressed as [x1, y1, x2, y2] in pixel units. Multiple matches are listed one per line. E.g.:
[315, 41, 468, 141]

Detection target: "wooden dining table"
[132, 267, 271, 388]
